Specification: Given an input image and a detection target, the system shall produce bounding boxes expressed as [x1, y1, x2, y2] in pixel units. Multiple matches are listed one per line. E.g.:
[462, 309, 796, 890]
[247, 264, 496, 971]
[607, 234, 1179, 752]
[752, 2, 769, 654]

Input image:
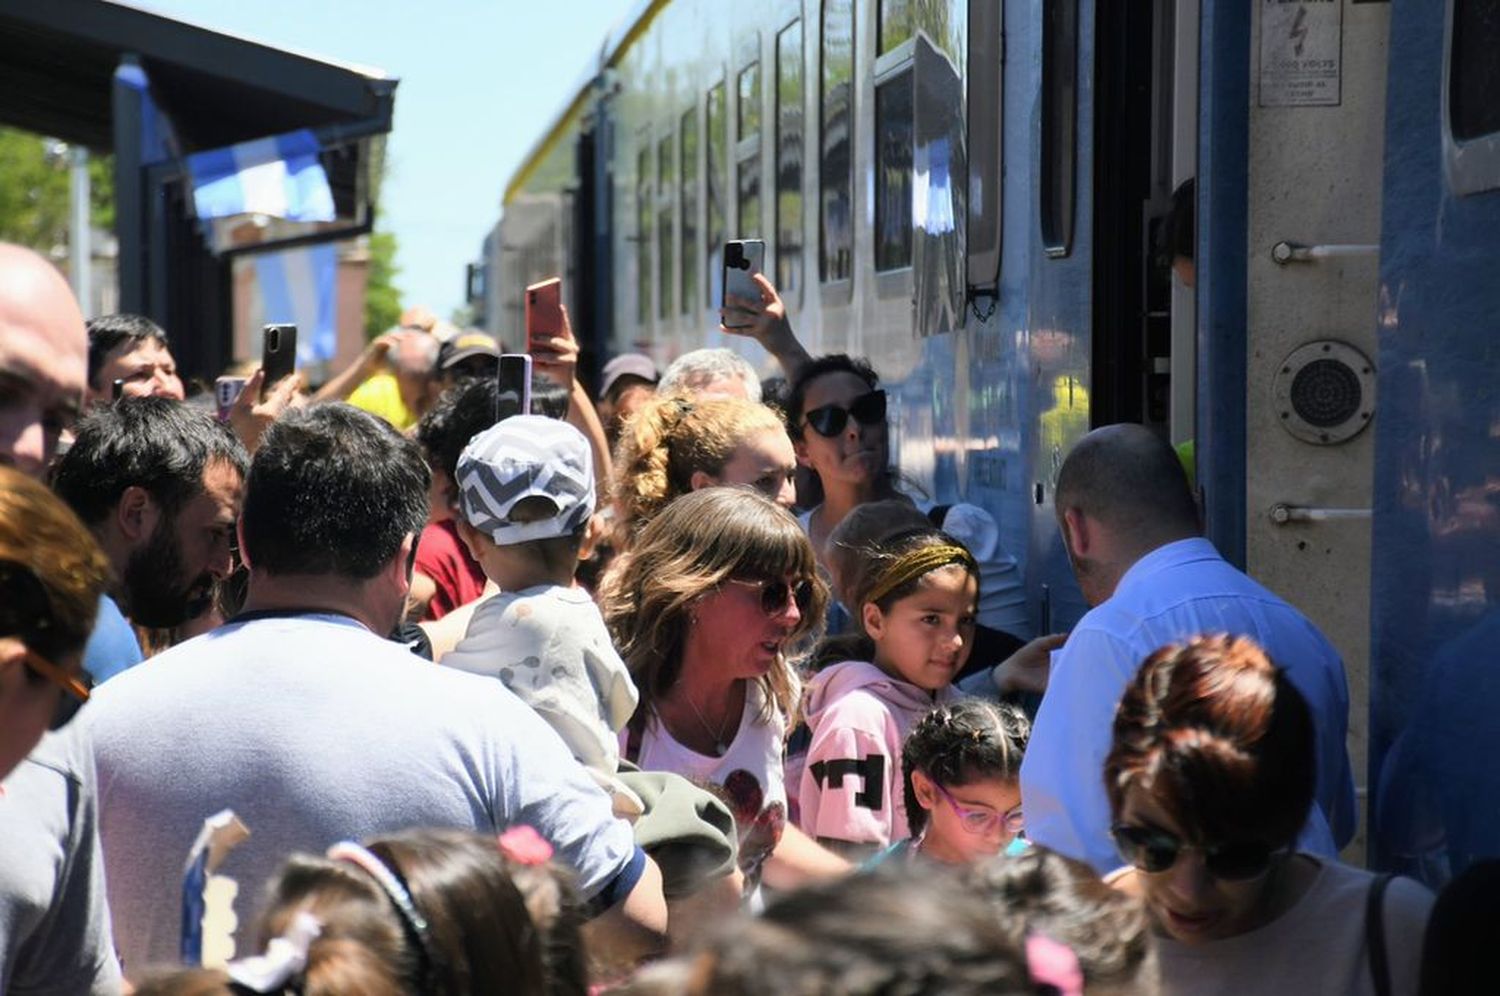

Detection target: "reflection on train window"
[707, 81, 727, 300]
[739, 61, 762, 140]
[875, 68, 914, 271]
[681, 108, 699, 314]
[879, 0, 962, 61]
[1040, 0, 1078, 257]
[637, 143, 652, 324]
[658, 134, 676, 320]
[820, 0, 854, 283]
[776, 20, 804, 297]
[1451, 0, 1500, 141]
[738, 61, 763, 238]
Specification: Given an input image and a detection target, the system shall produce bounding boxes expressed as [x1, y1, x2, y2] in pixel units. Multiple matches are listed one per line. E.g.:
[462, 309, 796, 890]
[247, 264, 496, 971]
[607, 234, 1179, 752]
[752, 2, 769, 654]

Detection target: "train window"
[738, 61, 763, 238]
[658, 134, 676, 320]
[738, 62, 762, 140]
[776, 20, 805, 298]
[820, 0, 854, 283]
[1039, 0, 1078, 257]
[1450, 0, 1500, 141]
[874, 67, 914, 271]
[636, 143, 652, 324]
[707, 81, 727, 303]
[681, 108, 699, 314]
[879, 0, 962, 61]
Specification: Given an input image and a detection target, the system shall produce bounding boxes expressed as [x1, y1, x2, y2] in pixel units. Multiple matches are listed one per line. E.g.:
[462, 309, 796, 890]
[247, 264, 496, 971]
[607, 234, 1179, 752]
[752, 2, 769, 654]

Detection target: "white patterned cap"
[457, 415, 595, 545]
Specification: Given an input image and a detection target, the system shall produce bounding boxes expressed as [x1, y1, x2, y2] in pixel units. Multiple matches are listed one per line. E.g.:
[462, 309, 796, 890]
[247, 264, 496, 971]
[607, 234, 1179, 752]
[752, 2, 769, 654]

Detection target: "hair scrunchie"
[863, 544, 977, 606]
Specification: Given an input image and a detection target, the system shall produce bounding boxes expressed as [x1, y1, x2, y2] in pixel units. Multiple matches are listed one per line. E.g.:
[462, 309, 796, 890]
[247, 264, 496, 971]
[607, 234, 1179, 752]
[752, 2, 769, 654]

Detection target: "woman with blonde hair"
[600, 488, 847, 893]
[611, 395, 796, 539]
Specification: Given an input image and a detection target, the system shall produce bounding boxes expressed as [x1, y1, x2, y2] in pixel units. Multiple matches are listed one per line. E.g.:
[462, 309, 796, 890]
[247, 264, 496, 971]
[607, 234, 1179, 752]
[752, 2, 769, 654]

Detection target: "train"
[475, 0, 1500, 885]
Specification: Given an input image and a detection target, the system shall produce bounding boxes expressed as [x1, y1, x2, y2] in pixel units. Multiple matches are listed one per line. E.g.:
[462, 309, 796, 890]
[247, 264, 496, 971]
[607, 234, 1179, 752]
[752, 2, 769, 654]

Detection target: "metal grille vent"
[1272, 340, 1376, 445]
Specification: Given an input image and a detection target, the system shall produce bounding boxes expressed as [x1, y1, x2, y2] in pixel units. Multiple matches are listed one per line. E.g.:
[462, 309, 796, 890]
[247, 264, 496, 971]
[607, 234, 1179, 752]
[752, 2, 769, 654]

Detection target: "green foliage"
[364, 229, 402, 339]
[0, 128, 113, 252]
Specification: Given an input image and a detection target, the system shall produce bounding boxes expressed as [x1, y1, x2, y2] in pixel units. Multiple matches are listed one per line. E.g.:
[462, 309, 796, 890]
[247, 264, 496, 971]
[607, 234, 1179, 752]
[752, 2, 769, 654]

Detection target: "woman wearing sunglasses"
[601, 488, 849, 894]
[0, 465, 110, 780]
[1104, 634, 1432, 995]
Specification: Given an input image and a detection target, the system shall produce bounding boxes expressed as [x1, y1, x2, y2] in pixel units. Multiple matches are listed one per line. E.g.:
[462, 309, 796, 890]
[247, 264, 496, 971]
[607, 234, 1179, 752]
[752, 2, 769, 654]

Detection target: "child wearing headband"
[132, 826, 585, 996]
[796, 524, 982, 856]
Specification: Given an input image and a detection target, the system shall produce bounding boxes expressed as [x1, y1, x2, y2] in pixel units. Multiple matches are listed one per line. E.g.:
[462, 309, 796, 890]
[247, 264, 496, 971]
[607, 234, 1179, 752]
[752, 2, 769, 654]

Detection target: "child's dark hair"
[967, 846, 1156, 993]
[811, 524, 979, 671]
[903, 699, 1031, 836]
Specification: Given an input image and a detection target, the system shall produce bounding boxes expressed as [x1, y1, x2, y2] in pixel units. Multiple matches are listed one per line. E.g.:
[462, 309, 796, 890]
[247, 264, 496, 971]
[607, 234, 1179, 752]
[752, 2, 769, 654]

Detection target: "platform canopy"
[0, 0, 399, 378]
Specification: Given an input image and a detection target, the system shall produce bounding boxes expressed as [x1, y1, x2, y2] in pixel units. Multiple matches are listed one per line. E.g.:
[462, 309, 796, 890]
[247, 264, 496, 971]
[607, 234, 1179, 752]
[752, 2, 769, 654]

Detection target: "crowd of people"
[0, 239, 1489, 994]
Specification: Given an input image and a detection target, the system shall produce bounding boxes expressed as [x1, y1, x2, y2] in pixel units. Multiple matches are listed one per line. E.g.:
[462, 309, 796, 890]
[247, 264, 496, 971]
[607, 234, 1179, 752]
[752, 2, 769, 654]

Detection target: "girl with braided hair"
[865, 698, 1032, 867]
[797, 524, 989, 856]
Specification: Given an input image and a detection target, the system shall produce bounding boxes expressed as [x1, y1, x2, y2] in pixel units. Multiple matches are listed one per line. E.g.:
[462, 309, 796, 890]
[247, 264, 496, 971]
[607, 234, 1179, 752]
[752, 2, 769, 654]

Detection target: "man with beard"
[52, 397, 247, 683]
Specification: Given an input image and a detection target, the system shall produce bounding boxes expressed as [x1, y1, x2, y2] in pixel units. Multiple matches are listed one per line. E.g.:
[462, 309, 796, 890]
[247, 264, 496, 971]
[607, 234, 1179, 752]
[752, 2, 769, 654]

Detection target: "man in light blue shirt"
[1021, 424, 1356, 873]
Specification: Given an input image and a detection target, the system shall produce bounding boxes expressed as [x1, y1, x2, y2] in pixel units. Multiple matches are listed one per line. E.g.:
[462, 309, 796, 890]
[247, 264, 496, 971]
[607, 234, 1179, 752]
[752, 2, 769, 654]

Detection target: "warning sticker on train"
[1259, 0, 1343, 108]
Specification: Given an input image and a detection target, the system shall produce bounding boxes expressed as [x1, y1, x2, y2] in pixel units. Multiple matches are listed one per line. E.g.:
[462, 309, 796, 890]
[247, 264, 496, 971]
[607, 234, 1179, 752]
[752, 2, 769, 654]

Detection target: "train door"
[1367, 0, 1500, 884]
[1089, 0, 1194, 439]
[1235, 0, 1392, 859]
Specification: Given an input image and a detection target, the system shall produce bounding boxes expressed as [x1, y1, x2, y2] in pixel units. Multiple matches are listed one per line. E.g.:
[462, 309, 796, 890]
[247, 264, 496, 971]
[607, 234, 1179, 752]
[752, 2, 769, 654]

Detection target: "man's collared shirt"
[1021, 537, 1357, 872]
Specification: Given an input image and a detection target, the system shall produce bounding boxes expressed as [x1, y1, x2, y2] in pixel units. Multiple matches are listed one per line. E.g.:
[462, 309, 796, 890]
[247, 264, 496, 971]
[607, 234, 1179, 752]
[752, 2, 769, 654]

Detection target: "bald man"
[1020, 424, 1356, 872]
[0, 244, 87, 478]
[0, 245, 120, 992]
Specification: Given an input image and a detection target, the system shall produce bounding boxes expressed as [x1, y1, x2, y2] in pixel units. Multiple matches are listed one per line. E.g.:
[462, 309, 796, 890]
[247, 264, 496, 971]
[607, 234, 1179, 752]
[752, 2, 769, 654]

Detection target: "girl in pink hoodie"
[798, 524, 981, 855]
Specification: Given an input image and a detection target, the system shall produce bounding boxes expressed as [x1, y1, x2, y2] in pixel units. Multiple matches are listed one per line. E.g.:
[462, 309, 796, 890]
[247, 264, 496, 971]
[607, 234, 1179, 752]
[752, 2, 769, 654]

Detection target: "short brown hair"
[0, 465, 109, 660]
[1103, 634, 1315, 847]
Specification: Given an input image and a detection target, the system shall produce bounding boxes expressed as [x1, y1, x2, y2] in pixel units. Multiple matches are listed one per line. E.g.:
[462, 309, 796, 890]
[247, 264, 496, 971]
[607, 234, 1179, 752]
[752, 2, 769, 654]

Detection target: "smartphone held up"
[496, 354, 532, 423]
[260, 324, 298, 398]
[525, 278, 563, 352]
[721, 239, 765, 329]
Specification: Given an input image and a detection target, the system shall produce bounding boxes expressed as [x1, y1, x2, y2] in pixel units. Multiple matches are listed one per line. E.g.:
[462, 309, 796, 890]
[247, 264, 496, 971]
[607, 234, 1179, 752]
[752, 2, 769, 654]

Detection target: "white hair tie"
[223, 912, 321, 992]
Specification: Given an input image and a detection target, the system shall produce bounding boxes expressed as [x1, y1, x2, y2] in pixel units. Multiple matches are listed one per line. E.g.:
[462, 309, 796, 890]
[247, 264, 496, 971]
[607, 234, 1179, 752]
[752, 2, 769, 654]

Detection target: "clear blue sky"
[134, 0, 636, 322]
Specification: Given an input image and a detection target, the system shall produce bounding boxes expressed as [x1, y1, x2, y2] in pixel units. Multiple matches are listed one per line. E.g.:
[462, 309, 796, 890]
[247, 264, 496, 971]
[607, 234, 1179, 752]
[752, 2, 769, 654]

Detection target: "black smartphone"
[721, 239, 766, 328]
[261, 324, 298, 397]
[496, 353, 532, 421]
[111, 378, 125, 401]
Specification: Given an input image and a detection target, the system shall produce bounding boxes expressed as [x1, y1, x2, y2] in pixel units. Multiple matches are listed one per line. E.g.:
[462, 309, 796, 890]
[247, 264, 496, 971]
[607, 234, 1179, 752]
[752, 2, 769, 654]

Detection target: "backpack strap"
[1365, 872, 1395, 996]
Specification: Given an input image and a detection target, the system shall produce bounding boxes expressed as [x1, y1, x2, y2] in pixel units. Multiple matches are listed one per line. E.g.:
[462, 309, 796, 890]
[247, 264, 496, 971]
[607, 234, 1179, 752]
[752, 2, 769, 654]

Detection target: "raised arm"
[312, 332, 402, 404]
[532, 305, 613, 501]
[721, 272, 814, 382]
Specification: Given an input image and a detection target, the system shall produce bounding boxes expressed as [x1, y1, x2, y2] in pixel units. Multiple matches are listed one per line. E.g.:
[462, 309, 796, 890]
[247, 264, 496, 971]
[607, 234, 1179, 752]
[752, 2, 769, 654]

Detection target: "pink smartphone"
[525, 278, 563, 349]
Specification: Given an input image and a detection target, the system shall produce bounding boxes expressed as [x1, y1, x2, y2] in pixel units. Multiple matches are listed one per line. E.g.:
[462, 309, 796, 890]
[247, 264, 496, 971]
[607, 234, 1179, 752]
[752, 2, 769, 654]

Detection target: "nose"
[775, 476, 796, 508]
[0, 410, 49, 478]
[775, 589, 802, 628]
[1166, 851, 1214, 903]
[207, 535, 236, 580]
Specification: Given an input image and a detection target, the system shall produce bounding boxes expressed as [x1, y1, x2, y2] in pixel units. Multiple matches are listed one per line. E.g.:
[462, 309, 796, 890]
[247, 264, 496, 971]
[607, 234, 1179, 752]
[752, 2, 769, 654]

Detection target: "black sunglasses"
[802, 389, 887, 438]
[0, 559, 91, 730]
[730, 577, 816, 617]
[1111, 823, 1279, 881]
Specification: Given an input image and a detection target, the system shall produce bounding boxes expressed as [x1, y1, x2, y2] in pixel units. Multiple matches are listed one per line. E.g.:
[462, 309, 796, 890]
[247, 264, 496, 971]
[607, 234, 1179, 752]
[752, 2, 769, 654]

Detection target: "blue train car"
[483, 0, 1500, 881]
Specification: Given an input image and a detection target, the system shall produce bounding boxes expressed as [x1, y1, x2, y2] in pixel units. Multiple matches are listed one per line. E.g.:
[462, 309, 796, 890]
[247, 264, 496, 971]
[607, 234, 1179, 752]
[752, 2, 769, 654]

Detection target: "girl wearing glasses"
[1104, 635, 1432, 995]
[601, 488, 847, 892]
[798, 526, 990, 855]
[866, 698, 1031, 867]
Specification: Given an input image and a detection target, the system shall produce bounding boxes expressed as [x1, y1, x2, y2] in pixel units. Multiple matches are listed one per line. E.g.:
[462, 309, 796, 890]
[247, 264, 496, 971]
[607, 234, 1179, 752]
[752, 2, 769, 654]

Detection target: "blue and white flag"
[186, 130, 336, 223]
[254, 244, 339, 365]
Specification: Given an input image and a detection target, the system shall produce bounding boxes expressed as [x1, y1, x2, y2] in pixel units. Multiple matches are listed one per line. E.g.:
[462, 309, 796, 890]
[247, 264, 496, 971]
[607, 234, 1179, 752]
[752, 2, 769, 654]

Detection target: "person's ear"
[453, 517, 487, 562]
[861, 601, 887, 641]
[689, 469, 719, 492]
[793, 436, 813, 469]
[235, 517, 253, 570]
[1060, 506, 1091, 559]
[0, 639, 32, 705]
[115, 485, 160, 545]
[392, 532, 417, 592]
[911, 769, 939, 812]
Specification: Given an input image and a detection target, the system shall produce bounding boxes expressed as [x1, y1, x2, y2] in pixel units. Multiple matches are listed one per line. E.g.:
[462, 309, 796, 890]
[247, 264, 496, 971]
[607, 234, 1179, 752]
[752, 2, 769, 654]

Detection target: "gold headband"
[863, 544, 977, 605]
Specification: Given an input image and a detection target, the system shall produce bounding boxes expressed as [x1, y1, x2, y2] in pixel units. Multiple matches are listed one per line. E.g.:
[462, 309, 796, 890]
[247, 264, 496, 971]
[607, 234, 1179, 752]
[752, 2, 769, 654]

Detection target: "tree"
[0, 127, 114, 253]
[364, 229, 402, 338]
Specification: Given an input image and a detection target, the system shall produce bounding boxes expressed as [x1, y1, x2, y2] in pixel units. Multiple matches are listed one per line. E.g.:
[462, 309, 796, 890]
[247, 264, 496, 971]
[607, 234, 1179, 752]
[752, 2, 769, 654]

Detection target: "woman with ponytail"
[610, 395, 796, 541]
